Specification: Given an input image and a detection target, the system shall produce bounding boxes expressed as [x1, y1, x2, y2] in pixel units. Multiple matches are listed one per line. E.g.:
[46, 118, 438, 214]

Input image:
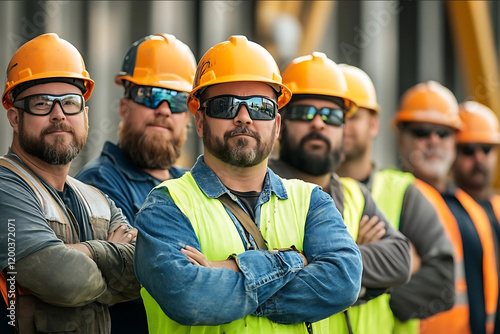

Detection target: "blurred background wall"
[1, 1, 500, 183]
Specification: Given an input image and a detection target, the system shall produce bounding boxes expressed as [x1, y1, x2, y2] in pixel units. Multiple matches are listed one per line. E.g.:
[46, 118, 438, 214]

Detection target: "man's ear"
[195, 109, 204, 137]
[119, 98, 129, 120]
[370, 114, 380, 139]
[276, 113, 282, 141]
[7, 108, 21, 133]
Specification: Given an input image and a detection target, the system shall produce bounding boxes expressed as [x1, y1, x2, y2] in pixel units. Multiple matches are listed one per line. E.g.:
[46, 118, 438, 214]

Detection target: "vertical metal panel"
[360, 1, 401, 170]
[418, 1, 444, 83]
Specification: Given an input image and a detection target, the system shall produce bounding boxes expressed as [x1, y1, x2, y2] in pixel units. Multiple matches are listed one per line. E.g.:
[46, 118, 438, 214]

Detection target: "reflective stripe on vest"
[312, 177, 394, 334]
[371, 169, 418, 334]
[141, 172, 315, 334]
[415, 180, 498, 334]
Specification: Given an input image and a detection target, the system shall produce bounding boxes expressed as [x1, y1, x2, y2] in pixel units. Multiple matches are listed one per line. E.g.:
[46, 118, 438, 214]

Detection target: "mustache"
[41, 123, 74, 136]
[224, 127, 259, 140]
[471, 163, 488, 176]
[148, 119, 173, 130]
[300, 131, 331, 147]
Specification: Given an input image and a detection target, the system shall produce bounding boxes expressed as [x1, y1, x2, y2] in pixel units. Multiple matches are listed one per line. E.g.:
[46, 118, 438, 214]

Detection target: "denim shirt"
[76, 141, 187, 224]
[134, 156, 362, 326]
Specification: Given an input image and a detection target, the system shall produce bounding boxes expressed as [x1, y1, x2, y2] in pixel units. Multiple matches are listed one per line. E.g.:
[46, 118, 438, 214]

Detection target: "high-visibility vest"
[415, 179, 498, 334]
[371, 169, 419, 334]
[141, 172, 317, 334]
[313, 177, 394, 334]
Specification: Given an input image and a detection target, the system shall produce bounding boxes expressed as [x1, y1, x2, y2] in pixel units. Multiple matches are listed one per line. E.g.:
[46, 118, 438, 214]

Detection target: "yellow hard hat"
[187, 35, 292, 114]
[394, 81, 462, 129]
[457, 101, 500, 144]
[339, 64, 380, 113]
[281, 52, 356, 115]
[3, 33, 94, 110]
[115, 34, 196, 93]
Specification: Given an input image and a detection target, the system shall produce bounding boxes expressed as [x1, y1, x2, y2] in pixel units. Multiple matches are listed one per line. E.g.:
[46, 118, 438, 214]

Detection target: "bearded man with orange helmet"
[453, 101, 500, 333]
[0, 34, 139, 333]
[394, 82, 498, 334]
[76, 34, 196, 224]
[337, 66, 454, 334]
[133, 35, 362, 334]
[269, 53, 412, 334]
[75, 33, 196, 334]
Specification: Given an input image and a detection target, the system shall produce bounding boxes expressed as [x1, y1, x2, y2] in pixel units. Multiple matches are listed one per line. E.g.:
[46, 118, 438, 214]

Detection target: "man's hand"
[181, 245, 240, 272]
[356, 215, 386, 245]
[107, 223, 137, 243]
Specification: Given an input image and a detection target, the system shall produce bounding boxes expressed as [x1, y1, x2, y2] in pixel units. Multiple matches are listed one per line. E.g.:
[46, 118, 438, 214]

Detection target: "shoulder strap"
[219, 194, 268, 250]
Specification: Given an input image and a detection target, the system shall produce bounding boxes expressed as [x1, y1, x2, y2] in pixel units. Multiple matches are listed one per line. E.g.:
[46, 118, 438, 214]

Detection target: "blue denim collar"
[103, 141, 186, 182]
[190, 155, 288, 203]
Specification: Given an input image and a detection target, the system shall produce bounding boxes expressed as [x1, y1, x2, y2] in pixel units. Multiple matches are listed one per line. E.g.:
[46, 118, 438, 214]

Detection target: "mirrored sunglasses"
[13, 94, 85, 116]
[283, 105, 345, 127]
[458, 144, 494, 156]
[201, 95, 277, 120]
[127, 85, 189, 113]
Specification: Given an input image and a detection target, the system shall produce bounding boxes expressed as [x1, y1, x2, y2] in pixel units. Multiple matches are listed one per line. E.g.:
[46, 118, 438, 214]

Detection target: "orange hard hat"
[187, 35, 292, 114]
[115, 34, 196, 93]
[3, 33, 94, 110]
[339, 64, 380, 114]
[394, 81, 461, 129]
[281, 52, 356, 115]
[456, 101, 500, 144]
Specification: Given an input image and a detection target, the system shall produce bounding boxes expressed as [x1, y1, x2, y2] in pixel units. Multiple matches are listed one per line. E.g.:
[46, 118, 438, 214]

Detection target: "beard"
[203, 119, 276, 167]
[119, 118, 187, 170]
[18, 112, 87, 165]
[406, 147, 455, 180]
[456, 162, 491, 191]
[280, 126, 343, 176]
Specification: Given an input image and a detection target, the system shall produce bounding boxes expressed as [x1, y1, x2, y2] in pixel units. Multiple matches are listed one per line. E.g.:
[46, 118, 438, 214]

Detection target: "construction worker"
[0, 33, 139, 333]
[269, 53, 412, 334]
[453, 101, 500, 333]
[134, 35, 363, 334]
[76, 34, 196, 333]
[337, 65, 455, 334]
[76, 34, 196, 224]
[394, 81, 498, 334]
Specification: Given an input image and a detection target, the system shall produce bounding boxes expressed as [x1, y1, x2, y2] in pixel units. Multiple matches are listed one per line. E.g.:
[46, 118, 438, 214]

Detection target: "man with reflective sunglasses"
[337, 66, 454, 334]
[0, 34, 139, 333]
[134, 36, 362, 334]
[394, 82, 498, 334]
[453, 101, 500, 333]
[76, 34, 196, 334]
[269, 53, 412, 334]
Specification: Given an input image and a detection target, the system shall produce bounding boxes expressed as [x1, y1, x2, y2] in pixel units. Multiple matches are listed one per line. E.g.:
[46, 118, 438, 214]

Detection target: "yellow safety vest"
[141, 172, 316, 334]
[372, 169, 419, 334]
[312, 177, 394, 334]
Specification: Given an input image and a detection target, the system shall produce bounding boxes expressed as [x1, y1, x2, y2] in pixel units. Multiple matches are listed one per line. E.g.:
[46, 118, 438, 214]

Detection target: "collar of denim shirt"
[190, 155, 289, 204]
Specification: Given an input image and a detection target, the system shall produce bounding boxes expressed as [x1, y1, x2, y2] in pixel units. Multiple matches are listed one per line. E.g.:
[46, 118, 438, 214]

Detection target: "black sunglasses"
[13, 93, 85, 116]
[404, 126, 453, 139]
[458, 144, 494, 156]
[127, 85, 189, 112]
[201, 95, 277, 120]
[283, 105, 345, 127]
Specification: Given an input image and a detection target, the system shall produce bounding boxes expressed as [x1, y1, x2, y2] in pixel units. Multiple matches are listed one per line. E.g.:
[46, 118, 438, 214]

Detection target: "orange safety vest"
[489, 195, 500, 227]
[415, 179, 498, 334]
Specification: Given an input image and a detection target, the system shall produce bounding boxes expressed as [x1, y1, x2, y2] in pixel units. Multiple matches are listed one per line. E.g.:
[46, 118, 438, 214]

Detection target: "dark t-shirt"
[443, 194, 486, 334]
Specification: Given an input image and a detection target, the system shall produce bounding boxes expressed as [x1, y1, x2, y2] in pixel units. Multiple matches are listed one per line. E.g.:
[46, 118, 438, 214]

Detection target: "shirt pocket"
[90, 216, 110, 240]
[46, 219, 72, 244]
